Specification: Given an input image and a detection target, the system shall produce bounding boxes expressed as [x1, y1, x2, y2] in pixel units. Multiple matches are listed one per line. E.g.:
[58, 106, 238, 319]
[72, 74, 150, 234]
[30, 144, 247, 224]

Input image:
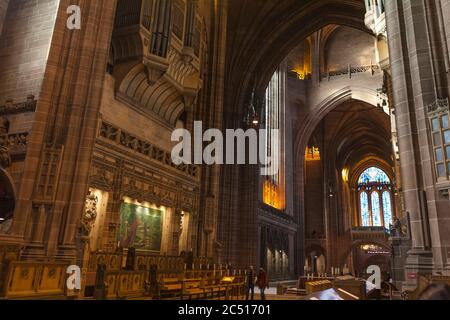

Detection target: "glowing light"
[263, 179, 285, 210]
[292, 69, 306, 80]
[305, 146, 320, 161]
[342, 168, 349, 183]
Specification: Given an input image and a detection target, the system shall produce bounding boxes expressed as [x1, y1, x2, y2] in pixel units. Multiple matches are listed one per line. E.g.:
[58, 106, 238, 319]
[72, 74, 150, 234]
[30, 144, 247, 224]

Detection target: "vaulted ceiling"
[224, 0, 368, 112]
[317, 100, 393, 171]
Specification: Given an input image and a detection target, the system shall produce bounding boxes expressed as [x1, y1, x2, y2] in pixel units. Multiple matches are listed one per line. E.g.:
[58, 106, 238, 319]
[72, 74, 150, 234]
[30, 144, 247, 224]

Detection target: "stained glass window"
[360, 192, 370, 227]
[382, 191, 392, 227]
[358, 167, 395, 228]
[358, 167, 391, 184]
[371, 192, 382, 226]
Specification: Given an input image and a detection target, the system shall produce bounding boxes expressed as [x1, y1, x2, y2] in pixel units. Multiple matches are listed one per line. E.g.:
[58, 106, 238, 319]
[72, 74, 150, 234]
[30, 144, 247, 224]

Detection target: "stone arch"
[225, 0, 371, 117]
[350, 160, 395, 189]
[340, 240, 392, 275]
[294, 86, 382, 163]
[305, 244, 327, 273]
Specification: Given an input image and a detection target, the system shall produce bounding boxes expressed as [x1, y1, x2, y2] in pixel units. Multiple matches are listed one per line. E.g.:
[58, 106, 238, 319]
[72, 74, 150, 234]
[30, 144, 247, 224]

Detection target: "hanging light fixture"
[244, 89, 260, 126]
[244, 79, 260, 127]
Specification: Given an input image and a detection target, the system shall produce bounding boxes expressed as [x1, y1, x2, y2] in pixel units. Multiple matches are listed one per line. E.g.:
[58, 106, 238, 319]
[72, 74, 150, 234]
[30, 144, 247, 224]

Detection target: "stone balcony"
[351, 226, 390, 243]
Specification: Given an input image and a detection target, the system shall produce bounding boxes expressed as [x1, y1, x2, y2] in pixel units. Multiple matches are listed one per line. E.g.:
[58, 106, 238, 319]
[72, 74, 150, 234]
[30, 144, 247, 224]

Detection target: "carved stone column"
[14, 0, 118, 261]
[384, 0, 450, 285]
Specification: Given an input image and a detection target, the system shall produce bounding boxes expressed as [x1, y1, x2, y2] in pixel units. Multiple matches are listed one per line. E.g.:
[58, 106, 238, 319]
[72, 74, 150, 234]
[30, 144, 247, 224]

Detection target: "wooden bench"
[203, 278, 228, 300]
[182, 278, 206, 300]
[159, 277, 183, 298]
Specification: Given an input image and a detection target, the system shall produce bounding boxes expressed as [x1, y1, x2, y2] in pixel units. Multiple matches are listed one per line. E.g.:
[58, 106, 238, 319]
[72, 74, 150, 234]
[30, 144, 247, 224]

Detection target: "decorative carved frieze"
[89, 139, 200, 213]
[0, 95, 36, 116]
[99, 122, 199, 179]
[0, 146, 10, 168]
[427, 98, 449, 117]
[0, 132, 28, 164]
[81, 192, 99, 235]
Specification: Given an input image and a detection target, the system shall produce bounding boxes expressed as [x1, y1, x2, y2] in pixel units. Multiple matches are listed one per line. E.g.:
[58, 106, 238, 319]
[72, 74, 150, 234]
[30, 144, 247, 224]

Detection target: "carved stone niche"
[81, 192, 99, 236]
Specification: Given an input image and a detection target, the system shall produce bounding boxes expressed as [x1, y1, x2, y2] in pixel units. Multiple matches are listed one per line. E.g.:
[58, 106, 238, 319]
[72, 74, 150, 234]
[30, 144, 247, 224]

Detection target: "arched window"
[360, 192, 370, 226]
[357, 167, 394, 229]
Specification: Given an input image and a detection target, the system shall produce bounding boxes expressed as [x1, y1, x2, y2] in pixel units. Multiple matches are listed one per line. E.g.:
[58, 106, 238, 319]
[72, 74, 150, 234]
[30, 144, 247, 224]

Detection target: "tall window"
[262, 68, 285, 210]
[358, 167, 394, 228]
[430, 109, 450, 180]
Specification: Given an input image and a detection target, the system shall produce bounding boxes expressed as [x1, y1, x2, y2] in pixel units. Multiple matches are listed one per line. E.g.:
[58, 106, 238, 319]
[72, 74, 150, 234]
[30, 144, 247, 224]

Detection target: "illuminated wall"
[262, 179, 285, 211]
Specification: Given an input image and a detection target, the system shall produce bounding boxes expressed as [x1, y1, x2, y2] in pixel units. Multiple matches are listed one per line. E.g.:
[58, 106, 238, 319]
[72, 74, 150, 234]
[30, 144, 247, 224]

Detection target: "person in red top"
[256, 268, 269, 300]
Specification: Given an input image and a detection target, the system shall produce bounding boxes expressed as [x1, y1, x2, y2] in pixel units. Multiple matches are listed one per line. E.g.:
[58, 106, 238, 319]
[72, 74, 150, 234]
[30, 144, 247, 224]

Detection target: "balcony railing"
[351, 226, 389, 242]
[320, 64, 380, 81]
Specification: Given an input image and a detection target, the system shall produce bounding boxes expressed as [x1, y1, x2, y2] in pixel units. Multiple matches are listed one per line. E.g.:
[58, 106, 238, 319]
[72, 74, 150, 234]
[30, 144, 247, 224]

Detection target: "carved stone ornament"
[0, 116, 9, 135]
[82, 192, 99, 235]
[0, 145, 11, 168]
[427, 98, 449, 116]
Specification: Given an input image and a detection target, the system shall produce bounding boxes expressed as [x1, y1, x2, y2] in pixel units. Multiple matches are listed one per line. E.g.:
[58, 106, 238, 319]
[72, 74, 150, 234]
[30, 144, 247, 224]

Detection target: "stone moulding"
[99, 121, 199, 180]
[0, 96, 37, 116]
[0, 132, 29, 163]
[427, 98, 449, 116]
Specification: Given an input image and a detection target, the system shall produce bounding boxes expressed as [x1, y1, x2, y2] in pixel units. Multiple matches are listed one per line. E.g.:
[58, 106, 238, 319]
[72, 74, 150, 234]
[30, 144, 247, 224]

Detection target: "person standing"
[246, 266, 255, 300]
[256, 268, 269, 300]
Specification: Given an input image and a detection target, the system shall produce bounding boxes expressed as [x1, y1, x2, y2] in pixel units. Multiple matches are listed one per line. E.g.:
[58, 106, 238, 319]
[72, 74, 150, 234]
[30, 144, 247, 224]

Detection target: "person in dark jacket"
[256, 268, 269, 300]
[246, 266, 255, 300]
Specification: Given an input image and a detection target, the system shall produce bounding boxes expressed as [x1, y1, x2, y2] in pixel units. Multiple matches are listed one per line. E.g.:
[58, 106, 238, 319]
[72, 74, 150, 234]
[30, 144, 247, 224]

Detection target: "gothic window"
[358, 166, 390, 184]
[430, 112, 450, 180]
[382, 191, 392, 229]
[357, 167, 394, 228]
[371, 191, 382, 226]
[360, 192, 370, 227]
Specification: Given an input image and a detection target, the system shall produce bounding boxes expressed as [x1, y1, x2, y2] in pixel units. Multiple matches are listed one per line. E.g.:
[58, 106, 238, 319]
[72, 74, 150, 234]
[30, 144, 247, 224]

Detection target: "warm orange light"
[342, 168, 349, 183]
[263, 180, 285, 210]
[291, 69, 306, 80]
[305, 146, 320, 161]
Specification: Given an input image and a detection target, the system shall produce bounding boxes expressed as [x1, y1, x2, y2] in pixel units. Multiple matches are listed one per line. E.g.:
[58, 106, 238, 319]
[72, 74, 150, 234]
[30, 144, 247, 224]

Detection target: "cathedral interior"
[0, 0, 450, 301]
